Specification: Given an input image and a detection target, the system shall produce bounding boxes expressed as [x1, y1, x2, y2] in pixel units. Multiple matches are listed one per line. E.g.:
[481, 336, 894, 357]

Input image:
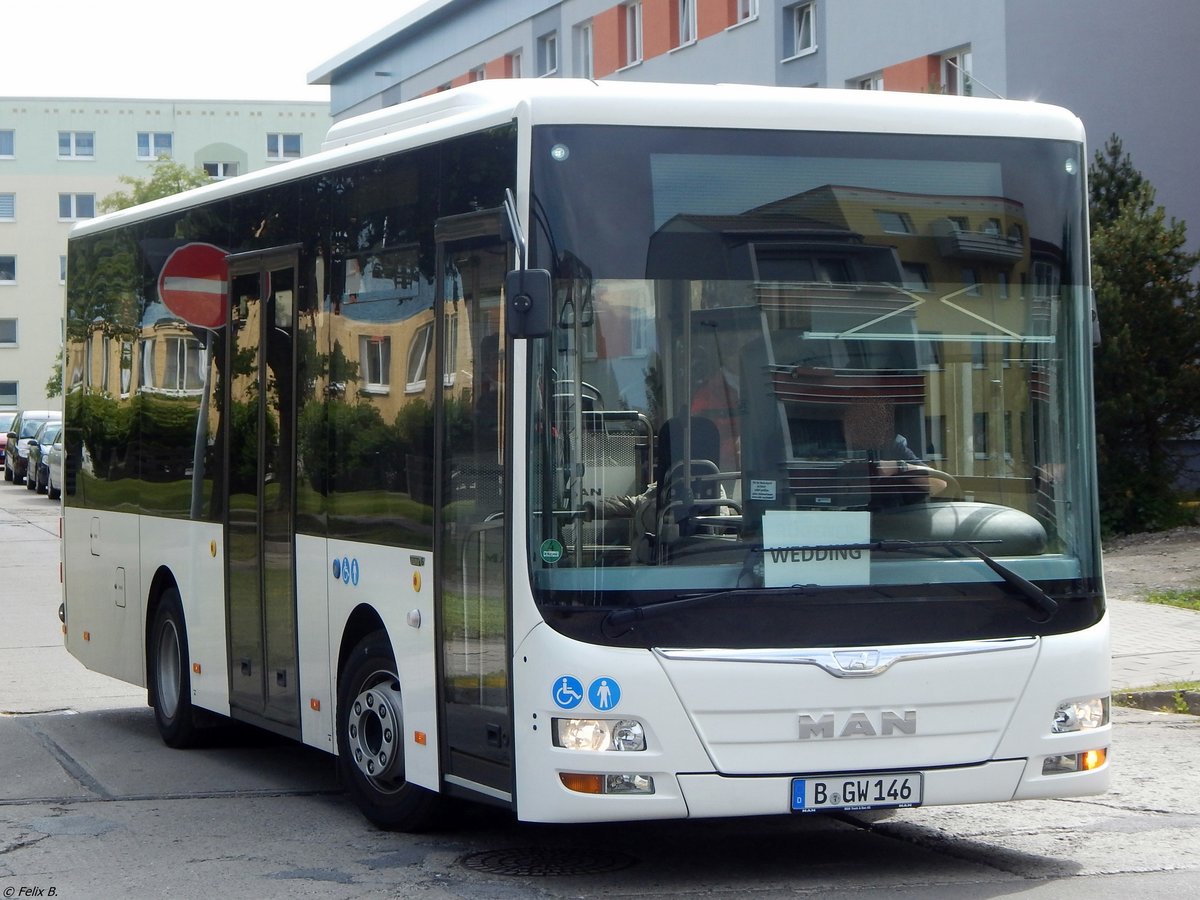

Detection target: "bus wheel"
[149, 587, 200, 748]
[337, 630, 442, 831]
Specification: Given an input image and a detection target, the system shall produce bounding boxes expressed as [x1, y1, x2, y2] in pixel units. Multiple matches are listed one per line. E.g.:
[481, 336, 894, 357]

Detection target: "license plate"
[791, 772, 923, 813]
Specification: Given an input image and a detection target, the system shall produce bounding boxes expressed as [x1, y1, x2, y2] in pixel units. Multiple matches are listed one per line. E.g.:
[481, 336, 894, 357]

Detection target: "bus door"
[434, 210, 512, 800]
[223, 248, 301, 736]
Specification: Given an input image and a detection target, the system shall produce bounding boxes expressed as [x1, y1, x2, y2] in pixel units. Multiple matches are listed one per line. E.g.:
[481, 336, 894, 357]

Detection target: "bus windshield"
[526, 124, 1099, 642]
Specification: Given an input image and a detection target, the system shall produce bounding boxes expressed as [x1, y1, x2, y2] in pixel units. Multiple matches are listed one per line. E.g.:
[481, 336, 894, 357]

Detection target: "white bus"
[62, 80, 1110, 830]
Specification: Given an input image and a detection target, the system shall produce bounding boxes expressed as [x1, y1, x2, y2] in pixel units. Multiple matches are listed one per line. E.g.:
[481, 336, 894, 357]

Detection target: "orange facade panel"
[882, 55, 941, 94]
[485, 57, 509, 79]
[643, 0, 674, 60]
[698, 0, 732, 41]
[594, 7, 622, 78]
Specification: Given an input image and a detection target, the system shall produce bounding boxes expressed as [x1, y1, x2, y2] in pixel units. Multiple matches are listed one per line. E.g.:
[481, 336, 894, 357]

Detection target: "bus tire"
[149, 587, 200, 748]
[337, 630, 442, 831]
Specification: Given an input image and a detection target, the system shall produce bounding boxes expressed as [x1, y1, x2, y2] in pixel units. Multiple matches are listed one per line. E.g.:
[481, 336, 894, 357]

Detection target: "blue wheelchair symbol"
[588, 677, 620, 711]
[552, 675, 584, 710]
[341, 556, 351, 584]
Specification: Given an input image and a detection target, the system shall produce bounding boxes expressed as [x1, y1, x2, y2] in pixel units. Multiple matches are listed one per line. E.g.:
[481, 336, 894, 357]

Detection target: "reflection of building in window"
[973, 411, 989, 459]
[406, 322, 432, 393]
[443, 314, 458, 386]
[141, 334, 205, 395]
[876, 210, 914, 234]
[360, 335, 392, 393]
[924, 414, 946, 460]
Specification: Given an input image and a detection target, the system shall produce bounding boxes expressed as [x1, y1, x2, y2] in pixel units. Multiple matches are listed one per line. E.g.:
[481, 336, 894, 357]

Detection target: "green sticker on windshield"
[540, 539, 564, 565]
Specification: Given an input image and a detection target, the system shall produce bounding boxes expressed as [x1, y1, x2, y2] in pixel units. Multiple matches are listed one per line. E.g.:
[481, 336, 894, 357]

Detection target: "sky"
[3, 1, 426, 102]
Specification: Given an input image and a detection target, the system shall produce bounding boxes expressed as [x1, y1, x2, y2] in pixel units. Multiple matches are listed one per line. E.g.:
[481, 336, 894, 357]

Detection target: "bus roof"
[70, 79, 1085, 240]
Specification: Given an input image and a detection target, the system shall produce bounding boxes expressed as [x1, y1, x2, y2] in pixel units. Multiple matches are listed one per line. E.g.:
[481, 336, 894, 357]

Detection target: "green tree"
[98, 157, 212, 213]
[1090, 135, 1200, 534]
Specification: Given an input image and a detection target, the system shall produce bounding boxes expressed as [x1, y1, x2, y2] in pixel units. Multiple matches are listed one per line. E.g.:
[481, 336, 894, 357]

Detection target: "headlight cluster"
[553, 718, 646, 752]
[1051, 696, 1110, 733]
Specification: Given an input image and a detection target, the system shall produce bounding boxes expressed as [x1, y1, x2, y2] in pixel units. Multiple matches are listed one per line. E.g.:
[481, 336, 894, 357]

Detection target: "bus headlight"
[1051, 696, 1110, 733]
[553, 718, 646, 751]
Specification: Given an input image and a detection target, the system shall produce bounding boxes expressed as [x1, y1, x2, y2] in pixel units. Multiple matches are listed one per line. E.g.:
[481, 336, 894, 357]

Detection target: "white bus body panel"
[510, 613, 1109, 823]
[323, 539, 440, 792]
[63, 509, 229, 716]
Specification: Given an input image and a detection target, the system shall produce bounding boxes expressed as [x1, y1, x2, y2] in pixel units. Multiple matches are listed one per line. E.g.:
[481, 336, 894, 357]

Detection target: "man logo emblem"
[834, 650, 880, 673]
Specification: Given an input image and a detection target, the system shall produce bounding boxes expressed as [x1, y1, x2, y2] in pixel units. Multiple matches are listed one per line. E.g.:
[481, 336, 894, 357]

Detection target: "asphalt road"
[1, 486, 1198, 898]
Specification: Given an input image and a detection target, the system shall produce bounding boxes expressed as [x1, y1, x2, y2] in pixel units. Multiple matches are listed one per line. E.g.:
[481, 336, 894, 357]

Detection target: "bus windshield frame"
[524, 123, 1101, 647]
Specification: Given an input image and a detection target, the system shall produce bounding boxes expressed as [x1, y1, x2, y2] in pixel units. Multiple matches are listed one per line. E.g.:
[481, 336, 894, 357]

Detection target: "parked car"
[4, 410, 62, 484]
[27, 420, 62, 494]
[45, 428, 65, 501]
[0, 410, 16, 471]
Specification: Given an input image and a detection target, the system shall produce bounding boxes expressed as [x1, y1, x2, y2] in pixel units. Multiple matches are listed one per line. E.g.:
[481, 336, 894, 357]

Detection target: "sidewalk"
[1108, 595, 1200, 691]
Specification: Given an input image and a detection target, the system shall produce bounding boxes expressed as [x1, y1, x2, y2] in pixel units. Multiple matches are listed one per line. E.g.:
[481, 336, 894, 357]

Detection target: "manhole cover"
[459, 846, 638, 877]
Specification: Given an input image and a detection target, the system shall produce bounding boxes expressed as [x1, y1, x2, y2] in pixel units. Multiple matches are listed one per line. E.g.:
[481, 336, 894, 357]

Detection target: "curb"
[1114, 690, 1200, 716]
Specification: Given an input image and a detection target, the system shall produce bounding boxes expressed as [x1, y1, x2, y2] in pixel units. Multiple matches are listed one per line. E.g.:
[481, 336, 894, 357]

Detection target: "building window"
[203, 162, 238, 178]
[0, 319, 16, 345]
[266, 133, 301, 159]
[0, 256, 15, 282]
[137, 132, 173, 160]
[163, 337, 205, 392]
[0, 381, 16, 407]
[875, 210, 913, 234]
[469, 65, 486, 82]
[919, 331, 944, 371]
[538, 32, 559, 76]
[406, 323, 432, 392]
[962, 267, 981, 296]
[576, 21, 595, 78]
[443, 314, 458, 387]
[973, 411, 989, 459]
[360, 335, 392, 392]
[0, 130, 13, 158]
[942, 48, 972, 95]
[901, 262, 930, 292]
[0, 193, 13, 221]
[735, 0, 759, 22]
[855, 73, 884, 90]
[58, 131, 94, 159]
[507, 52, 523, 78]
[622, 2, 643, 66]
[924, 414, 946, 460]
[58, 193, 96, 221]
[677, 0, 697, 46]
[785, 2, 816, 58]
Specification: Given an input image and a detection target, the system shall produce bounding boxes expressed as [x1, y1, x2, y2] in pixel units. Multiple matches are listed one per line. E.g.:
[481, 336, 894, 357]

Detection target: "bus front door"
[224, 250, 301, 736]
[435, 212, 512, 802]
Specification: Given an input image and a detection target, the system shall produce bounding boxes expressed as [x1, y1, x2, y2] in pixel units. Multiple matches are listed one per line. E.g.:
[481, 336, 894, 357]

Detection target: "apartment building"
[0, 98, 330, 410]
[309, 0, 1200, 258]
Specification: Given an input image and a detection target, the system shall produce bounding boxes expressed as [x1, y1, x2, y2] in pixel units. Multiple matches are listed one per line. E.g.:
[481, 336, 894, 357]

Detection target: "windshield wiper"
[601, 538, 1058, 633]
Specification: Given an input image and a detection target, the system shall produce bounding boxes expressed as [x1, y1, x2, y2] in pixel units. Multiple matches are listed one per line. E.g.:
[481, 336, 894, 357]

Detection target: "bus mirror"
[506, 268, 552, 338]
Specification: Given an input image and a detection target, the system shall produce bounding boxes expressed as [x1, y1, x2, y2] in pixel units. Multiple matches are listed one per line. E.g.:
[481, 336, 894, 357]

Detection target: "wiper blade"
[601, 538, 1058, 633]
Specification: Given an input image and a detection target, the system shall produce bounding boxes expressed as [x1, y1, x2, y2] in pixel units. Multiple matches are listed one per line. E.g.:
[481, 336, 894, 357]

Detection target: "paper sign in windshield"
[763, 511, 870, 587]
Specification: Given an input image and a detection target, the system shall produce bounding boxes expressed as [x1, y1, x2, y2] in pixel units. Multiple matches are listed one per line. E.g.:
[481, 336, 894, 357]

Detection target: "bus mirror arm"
[503, 187, 552, 338]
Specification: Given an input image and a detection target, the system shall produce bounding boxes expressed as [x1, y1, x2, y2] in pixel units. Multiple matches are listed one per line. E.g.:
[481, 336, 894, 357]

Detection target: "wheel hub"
[347, 679, 403, 782]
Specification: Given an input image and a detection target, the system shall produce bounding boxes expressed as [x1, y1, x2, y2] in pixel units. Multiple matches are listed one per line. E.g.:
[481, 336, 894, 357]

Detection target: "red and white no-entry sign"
[157, 242, 228, 329]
